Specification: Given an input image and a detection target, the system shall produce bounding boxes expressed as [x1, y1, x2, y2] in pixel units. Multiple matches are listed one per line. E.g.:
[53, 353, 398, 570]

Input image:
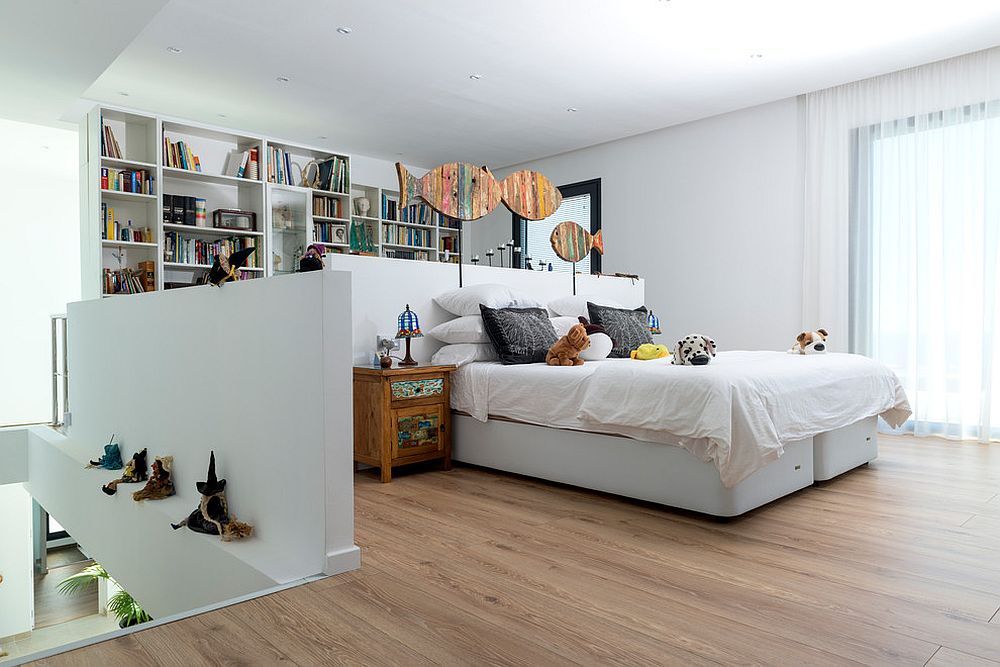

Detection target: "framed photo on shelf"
[212, 209, 257, 231]
[331, 223, 347, 244]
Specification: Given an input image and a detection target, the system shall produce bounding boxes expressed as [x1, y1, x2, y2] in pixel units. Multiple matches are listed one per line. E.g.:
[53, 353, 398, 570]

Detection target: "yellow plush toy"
[630, 343, 670, 360]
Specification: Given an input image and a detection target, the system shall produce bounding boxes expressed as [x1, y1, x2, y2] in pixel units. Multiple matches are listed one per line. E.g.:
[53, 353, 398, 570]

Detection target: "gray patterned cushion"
[587, 303, 652, 358]
[479, 305, 558, 365]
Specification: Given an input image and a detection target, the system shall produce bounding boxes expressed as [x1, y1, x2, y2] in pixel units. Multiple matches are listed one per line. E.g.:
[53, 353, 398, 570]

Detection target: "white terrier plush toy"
[790, 329, 828, 354]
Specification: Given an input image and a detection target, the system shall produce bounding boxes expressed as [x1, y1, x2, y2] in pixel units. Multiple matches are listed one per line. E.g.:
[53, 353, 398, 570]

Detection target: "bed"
[450, 352, 910, 516]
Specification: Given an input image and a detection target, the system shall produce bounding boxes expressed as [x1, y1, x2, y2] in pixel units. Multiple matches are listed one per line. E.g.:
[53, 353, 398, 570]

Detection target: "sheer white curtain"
[804, 47, 1000, 440]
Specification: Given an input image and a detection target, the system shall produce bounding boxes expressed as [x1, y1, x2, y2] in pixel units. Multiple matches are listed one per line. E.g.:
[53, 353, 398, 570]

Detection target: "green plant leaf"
[56, 563, 109, 596]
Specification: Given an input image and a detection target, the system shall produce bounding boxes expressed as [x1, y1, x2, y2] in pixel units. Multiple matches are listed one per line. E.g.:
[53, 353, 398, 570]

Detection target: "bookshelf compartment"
[162, 121, 263, 181]
[101, 109, 157, 164]
[269, 185, 308, 275]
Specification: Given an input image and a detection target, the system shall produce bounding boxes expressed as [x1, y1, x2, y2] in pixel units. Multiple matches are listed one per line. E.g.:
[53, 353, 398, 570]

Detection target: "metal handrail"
[51, 314, 68, 427]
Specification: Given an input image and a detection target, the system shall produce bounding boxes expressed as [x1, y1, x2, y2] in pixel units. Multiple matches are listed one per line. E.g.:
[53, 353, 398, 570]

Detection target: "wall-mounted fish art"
[396, 163, 564, 222]
[550, 221, 604, 263]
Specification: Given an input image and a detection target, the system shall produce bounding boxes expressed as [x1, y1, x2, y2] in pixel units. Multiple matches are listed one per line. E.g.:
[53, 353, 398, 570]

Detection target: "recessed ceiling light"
[217, 113, 227, 118]
[750, 53, 764, 59]
[166, 46, 183, 54]
[336, 26, 352, 35]
[276, 76, 290, 83]
[119, 91, 129, 96]
[566, 107, 578, 112]
[469, 73, 482, 80]
[318, 135, 327, 140]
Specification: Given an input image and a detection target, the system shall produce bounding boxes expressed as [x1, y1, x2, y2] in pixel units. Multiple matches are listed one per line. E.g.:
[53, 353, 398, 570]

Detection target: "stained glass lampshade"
[395, 304, 423, 366]
[647, 310, 661, 335]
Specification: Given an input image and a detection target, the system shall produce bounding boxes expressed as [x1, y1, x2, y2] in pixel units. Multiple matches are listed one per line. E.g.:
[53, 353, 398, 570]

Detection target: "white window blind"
[523, 193, 591, 274]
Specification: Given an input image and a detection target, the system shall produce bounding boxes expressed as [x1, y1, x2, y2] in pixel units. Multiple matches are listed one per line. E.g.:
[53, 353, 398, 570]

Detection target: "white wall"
[468, 97, 806, 351]
[24, 271, 357, 620]
[0, 119, 80, 425]
[0, 482, 33, 640]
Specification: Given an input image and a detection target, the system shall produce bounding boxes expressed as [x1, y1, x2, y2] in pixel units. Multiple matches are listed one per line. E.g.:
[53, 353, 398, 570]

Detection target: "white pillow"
[548, 294, 626, 318]
[427, 315, 489, 344]
[430, 343, 498, 367]
[549, 316, 580, 337]
[580, 332, 614, 360]
[434, 283, 543, 316]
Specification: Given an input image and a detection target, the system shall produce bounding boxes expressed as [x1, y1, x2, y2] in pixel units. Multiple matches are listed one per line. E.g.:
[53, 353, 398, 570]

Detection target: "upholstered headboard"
[322, 254, 646, 364]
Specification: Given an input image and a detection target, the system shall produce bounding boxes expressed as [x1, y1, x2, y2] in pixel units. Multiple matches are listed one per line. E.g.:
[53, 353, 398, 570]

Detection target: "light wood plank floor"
[35, 435, 1000, 666]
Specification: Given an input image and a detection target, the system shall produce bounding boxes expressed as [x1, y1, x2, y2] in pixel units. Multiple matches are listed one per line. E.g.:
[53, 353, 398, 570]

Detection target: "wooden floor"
[36, 435, 1000, 666]
[33, 559, 98, 630]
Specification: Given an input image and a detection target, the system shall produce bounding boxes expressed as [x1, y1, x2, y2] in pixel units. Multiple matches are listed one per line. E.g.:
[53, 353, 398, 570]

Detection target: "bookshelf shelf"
[101, 240, 157, 249]
[383, 242, 437, 251]
[101, 189, 156, 201]
[101, 156, 157, 170]
[162, 166, 262, 187]
[382, 219, 436, 230]
[164, 262, 264, 272]
[314, 215, 350, 223]
[162, 223, 264, 237]
[310, 188, 349, 198]
[352, 215, 379, 222]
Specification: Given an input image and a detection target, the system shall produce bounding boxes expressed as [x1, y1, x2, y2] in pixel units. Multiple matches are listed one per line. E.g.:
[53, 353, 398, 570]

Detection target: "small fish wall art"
[549, 221, 604, 263]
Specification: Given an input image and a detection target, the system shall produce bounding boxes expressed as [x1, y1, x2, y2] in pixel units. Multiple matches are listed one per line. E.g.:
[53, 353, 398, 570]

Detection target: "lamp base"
[399, 337, 418, 367]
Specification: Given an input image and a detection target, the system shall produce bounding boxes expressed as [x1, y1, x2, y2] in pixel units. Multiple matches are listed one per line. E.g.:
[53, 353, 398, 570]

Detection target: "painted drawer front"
[391, 378, 444, 400]
[397, 412, 440, 451]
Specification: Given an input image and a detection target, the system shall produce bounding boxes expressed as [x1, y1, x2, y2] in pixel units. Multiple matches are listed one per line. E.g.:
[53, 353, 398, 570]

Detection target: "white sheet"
[450, 352, 911, 488]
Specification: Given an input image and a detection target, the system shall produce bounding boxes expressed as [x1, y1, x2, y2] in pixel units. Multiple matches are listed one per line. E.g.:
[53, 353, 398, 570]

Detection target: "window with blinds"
[514, 179, 601, 274]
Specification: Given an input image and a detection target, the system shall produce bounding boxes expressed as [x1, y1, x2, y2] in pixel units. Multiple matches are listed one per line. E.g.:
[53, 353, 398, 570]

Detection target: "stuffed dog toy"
[790, 329, 828, 354]
[546, 323, 590, 366]
[672, 334, 716, 366]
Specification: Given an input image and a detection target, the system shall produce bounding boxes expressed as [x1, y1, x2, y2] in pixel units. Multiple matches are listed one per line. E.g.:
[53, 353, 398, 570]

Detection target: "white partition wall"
[24, 271, 357, 620]
[325, 253, 645, 364]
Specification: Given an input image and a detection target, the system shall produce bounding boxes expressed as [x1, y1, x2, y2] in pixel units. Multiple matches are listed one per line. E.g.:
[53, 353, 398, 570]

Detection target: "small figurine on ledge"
[299, 243, 325, 272]
[206, 247, 257, 286]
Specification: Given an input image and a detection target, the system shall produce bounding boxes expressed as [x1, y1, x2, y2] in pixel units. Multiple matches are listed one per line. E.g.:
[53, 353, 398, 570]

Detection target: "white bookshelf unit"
[351, 184, 463, 264]
[81, 105, 356, 298]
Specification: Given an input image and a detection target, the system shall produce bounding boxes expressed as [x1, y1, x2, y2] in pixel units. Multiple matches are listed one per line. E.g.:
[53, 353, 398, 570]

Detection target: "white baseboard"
[324, 544, 361, 575]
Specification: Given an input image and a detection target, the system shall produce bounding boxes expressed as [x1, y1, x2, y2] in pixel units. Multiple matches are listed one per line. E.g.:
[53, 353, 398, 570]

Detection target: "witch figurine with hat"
[171, 451, 253, 541]
[206, 247, 257, 287]
[102, 448, 148, 495]
[86, 435, 123, 470]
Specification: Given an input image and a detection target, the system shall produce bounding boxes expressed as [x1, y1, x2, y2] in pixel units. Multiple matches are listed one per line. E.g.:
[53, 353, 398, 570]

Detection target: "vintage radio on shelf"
[212, 208, 257, 231]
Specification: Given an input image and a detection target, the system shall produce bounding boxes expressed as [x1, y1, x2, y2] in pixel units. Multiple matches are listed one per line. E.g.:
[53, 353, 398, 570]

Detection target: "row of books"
[439, 235, 459, 253]
[103, 262, 154, 295]
[163, 233, 259, 268]
[267, 146, 296, 185]
[102, 203, 152, 243]
[383, 224, 432, 248]
[383, 248, 432, 262]
[381, 194, 400, 221]
[163, 136, 202, 171]
[314, 222, 347, 245]
[225, 148, 260, 179]
[398, 202, 443, 226]
[318, 156, 349, 193]
[101, 167, 153, 195]
[313, 196, 343, 219]
[101, 123, 123, 159]
[162, 194, 207, 227]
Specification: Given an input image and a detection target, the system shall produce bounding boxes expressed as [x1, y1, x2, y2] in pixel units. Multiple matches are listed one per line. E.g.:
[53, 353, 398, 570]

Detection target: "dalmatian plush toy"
[671, 334, 716, 366]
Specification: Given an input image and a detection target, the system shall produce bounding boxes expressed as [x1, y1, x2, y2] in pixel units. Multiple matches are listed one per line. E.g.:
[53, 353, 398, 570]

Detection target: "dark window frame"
[512, 178, 602, 273]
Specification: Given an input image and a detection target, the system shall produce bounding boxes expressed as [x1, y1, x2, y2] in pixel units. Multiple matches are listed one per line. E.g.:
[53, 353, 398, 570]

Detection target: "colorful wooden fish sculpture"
[397, 162, 501, 221]
[550, 221, 604, 263]
[486, 167, 563, 220]
[396, 162, 563, 222]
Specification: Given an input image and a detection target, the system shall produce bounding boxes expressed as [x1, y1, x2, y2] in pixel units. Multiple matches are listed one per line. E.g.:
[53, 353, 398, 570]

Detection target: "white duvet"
[451, 352, 911, 488]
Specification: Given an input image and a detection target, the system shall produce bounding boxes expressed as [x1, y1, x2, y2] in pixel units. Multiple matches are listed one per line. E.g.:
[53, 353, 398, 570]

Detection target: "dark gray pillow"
[587, 303, 652, 358]
[479, 305, 558, 365]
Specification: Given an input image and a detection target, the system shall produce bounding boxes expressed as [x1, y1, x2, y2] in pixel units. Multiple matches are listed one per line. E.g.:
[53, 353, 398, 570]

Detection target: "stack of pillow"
[429, 284, 654, 366]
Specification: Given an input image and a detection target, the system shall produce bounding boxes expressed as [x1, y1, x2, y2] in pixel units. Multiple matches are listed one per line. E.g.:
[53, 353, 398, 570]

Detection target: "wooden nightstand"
[353, 364, 456, 482]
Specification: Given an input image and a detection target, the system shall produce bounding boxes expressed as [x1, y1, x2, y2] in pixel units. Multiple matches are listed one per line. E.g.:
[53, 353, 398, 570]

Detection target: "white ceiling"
[7, 0, 1000, 166]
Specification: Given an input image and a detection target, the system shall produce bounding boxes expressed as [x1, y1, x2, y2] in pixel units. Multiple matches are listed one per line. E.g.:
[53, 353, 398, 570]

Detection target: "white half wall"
[26, 271, 356, 620]
[325, 253, 644, 365]
[469, 97, 805, 351]
[0, 482, 33, 640]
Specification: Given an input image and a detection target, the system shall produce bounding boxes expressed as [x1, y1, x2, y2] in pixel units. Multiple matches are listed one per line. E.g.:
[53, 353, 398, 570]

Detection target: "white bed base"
[453, 415, 878, 517]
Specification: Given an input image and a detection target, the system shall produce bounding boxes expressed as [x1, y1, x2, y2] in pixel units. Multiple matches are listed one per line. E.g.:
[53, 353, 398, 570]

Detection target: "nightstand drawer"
[390, 377, 444, 400]
[392, 404, 446, 459]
